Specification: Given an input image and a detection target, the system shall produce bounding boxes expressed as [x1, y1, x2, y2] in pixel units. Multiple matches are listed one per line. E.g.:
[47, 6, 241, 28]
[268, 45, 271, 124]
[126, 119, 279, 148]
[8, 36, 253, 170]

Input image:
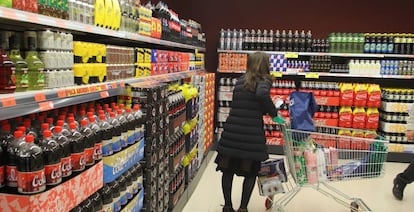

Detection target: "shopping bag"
[289, 91, 318, 132]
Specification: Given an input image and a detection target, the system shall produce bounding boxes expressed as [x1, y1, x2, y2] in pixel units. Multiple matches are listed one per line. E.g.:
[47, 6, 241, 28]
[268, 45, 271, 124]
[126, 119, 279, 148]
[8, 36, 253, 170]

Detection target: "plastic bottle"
[280, 30, 287, 51]
[101, 185, 113, 212]
[133, 104, 144, 142]
[119, 174, 127, 206]
[219, 29, 225, 50]
[91, 190, 103, 212]
[52, 126, 72, 178]
[242, 29, 250, 50]
[6, 131, 25, 188]
[68, 123, 85, 172]
[0, 47, 16, 94]
[39, 130, 62, 186]
[111, 180, 121, 212]
[9, 34, 28, 92]
[26, 37, 45, 90]
[23, 119, 39, 144]
[88, 116, 102, 162]
[80, 120, 95, 166]
[16, 134, 46, 194]
[125, 108, 136, 145]
[99, 114, 113, 156]
[116, 109, 128, 148]
[109, 112, 122, 152]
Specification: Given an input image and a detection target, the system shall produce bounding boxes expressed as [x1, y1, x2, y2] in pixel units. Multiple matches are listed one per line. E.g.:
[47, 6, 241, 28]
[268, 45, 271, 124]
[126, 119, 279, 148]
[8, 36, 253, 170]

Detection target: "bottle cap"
[119, 104, 125, 109]
[25, 134, 34, 143]
[17, 126, 26, 133]
[69, 123, 77, 130]
[46, 117, 54, 124]
[54, 126, 62, 133]
[133, 104, 140, 111]
[126, 108, 131, 113]
[99, 115, 106, 120]
[41, 123, 50, 130]
[43, 130, 52, 137]
[67, 117, 75, 123]
[23, 120, 31, 128]
[58, 115, 66, 121]
[117, 109, 122, 115]
[87, 112, 94, 117]
[89, 116, 96, 123]
[80, 120, 88, 126]
[2, 124, 11, 131]
[56, 120, 65, 126]
[110, 112, 116, 118]
[14, 130, 23, 138]
[79, 110, 86, 116]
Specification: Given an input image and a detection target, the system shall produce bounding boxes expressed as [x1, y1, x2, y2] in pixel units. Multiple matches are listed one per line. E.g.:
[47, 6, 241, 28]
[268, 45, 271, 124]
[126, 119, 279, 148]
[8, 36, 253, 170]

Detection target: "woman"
[393, 104, 414, 200]
[215, 52, 278, 212]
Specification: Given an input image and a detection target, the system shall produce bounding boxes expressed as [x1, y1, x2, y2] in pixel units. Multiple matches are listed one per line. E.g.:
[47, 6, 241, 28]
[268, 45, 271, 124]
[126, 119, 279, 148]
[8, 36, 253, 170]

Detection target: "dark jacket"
[217, 75, 277, 161]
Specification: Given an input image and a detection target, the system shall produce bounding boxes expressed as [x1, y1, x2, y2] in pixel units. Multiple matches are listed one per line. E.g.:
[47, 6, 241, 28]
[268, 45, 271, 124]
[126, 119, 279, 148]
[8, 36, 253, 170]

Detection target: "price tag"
[1, 97, 16, 108]
[38, 101, 54, 112]
[34, 93, 46, 102]
[284, 52, 299, 58]
[57, 90, 67, 98]
[120, 82, 126, 88]
[100, 91, 109, 98]
[271, 72, 283, 78]
[305, 73, 320, 79]
[100, 84, 108, 90]
[89, 86, 98, 92]
[111, 83, 117, 89]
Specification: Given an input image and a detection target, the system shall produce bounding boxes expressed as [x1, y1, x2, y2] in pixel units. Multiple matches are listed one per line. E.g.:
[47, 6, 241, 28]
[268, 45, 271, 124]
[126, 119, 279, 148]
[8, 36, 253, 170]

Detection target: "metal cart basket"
[258, 120, 388, 212]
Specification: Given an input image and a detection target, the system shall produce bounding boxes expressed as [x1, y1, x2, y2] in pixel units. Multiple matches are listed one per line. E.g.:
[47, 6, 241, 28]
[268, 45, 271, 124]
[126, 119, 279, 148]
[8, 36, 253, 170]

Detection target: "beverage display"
[6, 130, 25, 189]
[53, 126, 72, 178]
[68, 123, 85, 172]
[16, 135, 46, 194]
[25, 37, 45, 90]
[80, 120, 95, 167]
[39, 130, 62, 186]
[8, 34, 28, 92]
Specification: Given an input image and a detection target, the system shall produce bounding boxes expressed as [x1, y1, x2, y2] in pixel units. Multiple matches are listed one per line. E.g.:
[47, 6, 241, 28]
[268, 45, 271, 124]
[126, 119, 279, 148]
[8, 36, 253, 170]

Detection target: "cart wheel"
[350, 201, 359, 212]
[265, 196, 273, 210]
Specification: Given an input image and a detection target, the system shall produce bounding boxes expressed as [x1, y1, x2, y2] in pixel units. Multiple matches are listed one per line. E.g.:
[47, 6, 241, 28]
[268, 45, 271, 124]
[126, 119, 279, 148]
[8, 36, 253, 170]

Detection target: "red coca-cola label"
[320, 90, 327, 96]
[354, 91, 368, 107]
[334, 90, 341, 97]
[367, 92, 381, 108]
[12, 0, 25, 10]
[94, 143, 102, 161]
[332, 112, 339, 119]
[366, 114, 379, 129]
[71, 152, 86, 172]
[327, 90, 334, 97]
[340, 91, 354, 106]
[84, 147, 95, 165]
[0, 166, 4, 187]
[17, 169, 46, 194]
[61, 156, 72, 177]
[25, 0, 38, 13]
[44, 163, 62, 185]
[339, 112, 353, 128]
[352, 113, 366, 129]
[6, 165, 18, 187]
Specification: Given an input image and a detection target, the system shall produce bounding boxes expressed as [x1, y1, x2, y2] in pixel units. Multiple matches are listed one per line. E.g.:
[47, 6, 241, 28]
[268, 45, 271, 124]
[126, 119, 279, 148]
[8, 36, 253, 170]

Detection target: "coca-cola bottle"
[99, 114, 113, 157]
[52, 126, 72, 178]
[88, 116, 102, 162]
[109, 112, 122, 153]
[91, 191, 103, 212]
[243, 29, 250, 50]
[280, 30, 287, 51]
[101, 185, 113, 212]
[80, 120, 94, 167]
[125, 108, 136, 146]
[39, 130, 62, 186]
[111, 180, 121, 212]
[133, 105, 144, 142]
[68, 123, 85, 172]
[116, 109, 128, 149]
[23, 119, 39, 143]
[6, 130, 26, 189]
[16, 134, 46, 194]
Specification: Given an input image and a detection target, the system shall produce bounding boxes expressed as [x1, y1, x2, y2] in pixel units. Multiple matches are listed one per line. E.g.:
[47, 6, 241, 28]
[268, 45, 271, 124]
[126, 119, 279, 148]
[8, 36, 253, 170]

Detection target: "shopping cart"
[258, 118, 388, 212]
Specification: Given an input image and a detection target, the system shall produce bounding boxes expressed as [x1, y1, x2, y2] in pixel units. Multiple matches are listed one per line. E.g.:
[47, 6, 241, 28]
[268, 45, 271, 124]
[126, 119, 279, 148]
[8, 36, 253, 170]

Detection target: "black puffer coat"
[217, 75, 277, 162]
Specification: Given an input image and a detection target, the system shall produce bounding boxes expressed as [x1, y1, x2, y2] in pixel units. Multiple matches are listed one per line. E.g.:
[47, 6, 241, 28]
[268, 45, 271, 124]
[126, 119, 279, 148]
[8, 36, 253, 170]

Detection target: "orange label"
[34, 93, 46, 102]
[67, 88, 77, 96]
[100, 84, 108, 90]
[111, 83, 117, 88]
[1, 97, 16, 107]
[39, 101, 54, 112]
[57, 89, 67, 98]
[17, 169, 46, 194]
[100, 91, 109, 98]
[84, 147, 95, 166]
[89, 86, 98, 92]
[120, 81, 126, 87]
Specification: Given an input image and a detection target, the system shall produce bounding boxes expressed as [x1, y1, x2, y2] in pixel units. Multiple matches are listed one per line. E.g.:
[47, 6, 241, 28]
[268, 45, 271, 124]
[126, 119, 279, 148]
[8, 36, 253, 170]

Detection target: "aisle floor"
[183, 152, 414, 212]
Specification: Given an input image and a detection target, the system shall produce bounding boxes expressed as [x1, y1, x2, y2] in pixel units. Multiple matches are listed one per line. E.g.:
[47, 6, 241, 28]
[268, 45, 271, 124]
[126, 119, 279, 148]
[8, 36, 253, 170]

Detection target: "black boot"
[223, 206, 235, 212]
[393, 174, 407, 200]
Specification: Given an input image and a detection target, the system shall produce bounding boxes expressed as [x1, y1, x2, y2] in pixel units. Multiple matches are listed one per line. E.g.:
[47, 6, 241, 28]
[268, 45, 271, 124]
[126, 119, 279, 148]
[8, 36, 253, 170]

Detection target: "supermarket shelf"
[0, 70, 204, 120]
[172, 149, 214, 212]
[217, 69, 414, 79]
[217, 49, 414, 59]
[0, 6, 205, 52]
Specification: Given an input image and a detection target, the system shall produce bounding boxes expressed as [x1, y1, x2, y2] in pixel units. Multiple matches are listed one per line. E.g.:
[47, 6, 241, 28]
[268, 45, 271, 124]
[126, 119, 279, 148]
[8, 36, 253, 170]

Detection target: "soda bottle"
[68, 122, 85, 172]
[23, 119, 39, 143]
[16, 134, 46, 194]
[293, 30, 299, 52]
[88, 116, 102, 162]
[305, 30, 312, 52]
[269, 30, 274, 51]
[6, 131, 26, 189]
[243, 29, 250, 50]
[250, 29, 257, 51]
[52, 126, 72, 178]
[219, 29, 225, 50]
[280, 30, 287, 51]
[116, 109, 128, 149]
[39, 130, 62, 186]
[299, 30, 306, 52]
[0, 47, 16, 94]
[80, 120, 95, 166]
[287, 30, 293, 51]
[125, 108, 136, 145]
[26, 37, 45, 90]
[388, 34, 394, 54]
[133, 104, 144, 142]
[111, 180, 121, 212]
[99, 114, 113, 157]
[263, 29, 268, 51]
[101, 185, 113, 212]
[8, 34, 28, 92]
[119, 174, 127, 206]
[225, 29, 231, 50]
[256, 29, 263, 50]
[109, 112, 122, 153]
[91, 190, 103, 212]
[124, 171, 133, 200]
[231, 29, 238, 50]
[274, 30, 280, 51]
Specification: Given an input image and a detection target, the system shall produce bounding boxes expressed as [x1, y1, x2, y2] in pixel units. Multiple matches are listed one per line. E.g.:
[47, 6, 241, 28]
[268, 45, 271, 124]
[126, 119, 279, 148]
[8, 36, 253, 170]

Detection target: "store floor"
[183, 152, 414, 212]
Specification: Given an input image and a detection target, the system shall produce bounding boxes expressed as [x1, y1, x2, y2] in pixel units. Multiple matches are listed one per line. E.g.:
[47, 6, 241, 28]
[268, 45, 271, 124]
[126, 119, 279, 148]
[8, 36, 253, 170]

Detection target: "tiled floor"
[183, 152, 414, 212]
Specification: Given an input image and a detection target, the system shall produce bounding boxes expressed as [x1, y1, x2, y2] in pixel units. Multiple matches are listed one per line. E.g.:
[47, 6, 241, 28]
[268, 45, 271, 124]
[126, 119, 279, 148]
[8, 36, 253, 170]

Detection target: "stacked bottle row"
[73, 41, 107, 85]
[0, 100, 145, 193]
[382, 88, 414, 103]
[309, 56, 331, 72]
[106, 45, 135, 81]
[218, 53, 247, 71]
[219, 29, 313, 52]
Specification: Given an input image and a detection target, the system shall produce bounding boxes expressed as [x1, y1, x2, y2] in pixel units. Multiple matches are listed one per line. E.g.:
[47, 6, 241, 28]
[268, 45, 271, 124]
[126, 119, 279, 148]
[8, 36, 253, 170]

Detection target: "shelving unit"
[216, 49, 414, 163]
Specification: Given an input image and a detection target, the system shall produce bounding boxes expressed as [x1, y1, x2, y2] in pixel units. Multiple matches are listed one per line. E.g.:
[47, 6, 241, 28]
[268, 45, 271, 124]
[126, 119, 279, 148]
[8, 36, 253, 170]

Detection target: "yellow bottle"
[94, 0, 106, 27]
[112, 0, 121, 30]
[104, 0, 113, 29]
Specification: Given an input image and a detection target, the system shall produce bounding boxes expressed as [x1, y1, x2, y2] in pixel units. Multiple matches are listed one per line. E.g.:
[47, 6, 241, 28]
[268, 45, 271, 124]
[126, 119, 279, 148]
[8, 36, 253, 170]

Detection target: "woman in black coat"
[215, 52, 278, 212]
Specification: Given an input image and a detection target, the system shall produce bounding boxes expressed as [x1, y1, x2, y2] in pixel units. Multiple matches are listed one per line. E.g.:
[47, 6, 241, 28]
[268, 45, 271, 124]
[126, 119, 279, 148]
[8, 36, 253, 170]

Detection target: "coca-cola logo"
[355, 94, 367, 100]
[62, 160, 72, 172]
[51, 168, 62, 180]
[32, 172, 46, 188]
[340, 115, 352, 121]
[341, 92, 353, 99]
[79, 156, 86, 166]
[369, 95, 381, 101]
[353, 115, 366, 122]
[93, 148, 102, 160]
[7, 168, 17, 181]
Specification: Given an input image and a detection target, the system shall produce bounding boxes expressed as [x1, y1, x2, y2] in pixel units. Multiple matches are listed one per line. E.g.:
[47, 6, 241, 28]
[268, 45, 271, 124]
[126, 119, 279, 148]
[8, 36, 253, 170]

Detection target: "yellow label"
[305, 73, 319, 79]
[271, 72, 283, 78]
[284, 52, 299, 58]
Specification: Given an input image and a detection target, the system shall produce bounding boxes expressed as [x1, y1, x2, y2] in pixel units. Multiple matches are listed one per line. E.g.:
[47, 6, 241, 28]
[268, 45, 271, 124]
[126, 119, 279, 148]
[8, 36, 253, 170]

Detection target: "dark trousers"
[399, 159, 414, 184]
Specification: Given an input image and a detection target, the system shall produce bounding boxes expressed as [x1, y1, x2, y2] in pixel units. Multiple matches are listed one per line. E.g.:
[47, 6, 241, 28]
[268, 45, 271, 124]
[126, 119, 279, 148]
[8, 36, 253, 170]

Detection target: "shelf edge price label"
[100, 91, 109, 98]
[57, 89, 67, 98]
[120, 81, 125, 88]
[284, 52, 299, 58]
[111, 83, 117, 89]
[34, 93, 46, 102]
[38, 101, 54, 112]
[271, 72, 283, 78]
[1, 97, 16, 108]
[305, 73, 320, 79]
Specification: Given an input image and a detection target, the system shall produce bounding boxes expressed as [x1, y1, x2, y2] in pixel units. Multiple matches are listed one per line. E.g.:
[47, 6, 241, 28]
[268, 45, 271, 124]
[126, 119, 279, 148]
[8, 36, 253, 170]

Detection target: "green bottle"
[26, 37, 45, 90]
[9, 34, 29, 92]
[0, 0, 12, 7]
